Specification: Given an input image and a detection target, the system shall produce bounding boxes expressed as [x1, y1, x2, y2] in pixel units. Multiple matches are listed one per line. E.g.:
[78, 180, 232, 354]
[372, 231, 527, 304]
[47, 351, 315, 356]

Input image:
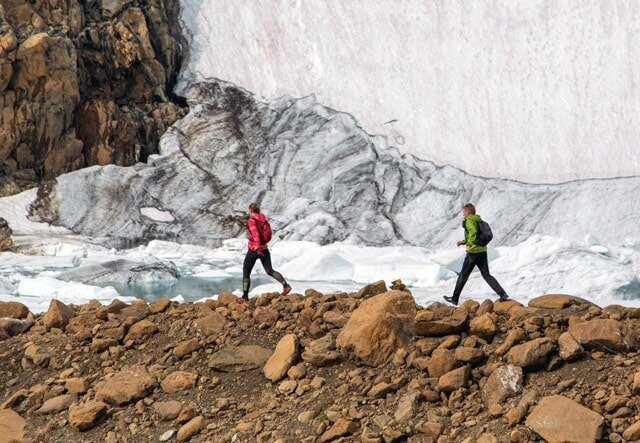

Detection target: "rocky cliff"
[0, 0, 186, 196]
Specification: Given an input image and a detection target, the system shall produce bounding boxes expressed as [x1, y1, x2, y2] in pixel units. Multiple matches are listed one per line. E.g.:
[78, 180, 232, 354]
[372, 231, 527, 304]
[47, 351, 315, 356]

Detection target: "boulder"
[43, 299, 75, 330]
[264, 334, 299, 382]
[525, 395, 604, 442]
[454, 346, 485, 364]
[0, 408, 25, 441]
[24, 344, 51, 367]
[301, 334, 342, 366]
[161, 371, 198, 393]
[95, 365, 157, 405]
[154, 400, 183, 421]
[506, 338, 556, 369]
[558, 332, 584, 361]
[38, 394, 76, 414]
[149, 298, 171, 314]
[438, 366, 470, 392]
[125, 319, 158, 341]
[469, 313, 496, 339]
[528, 294, 594, 309]
[173, 338, 200, 358]
[426, 349, 456, 378]
[192, 313, 226, 336]
[395, 392, 419, 422]
[623, 421, 640, 441]
[177, 416, 205, 442]
[414, 308, 468, 337]
[68, 401, 108, 431]
[0, 318, 33, 338]
[0, 301, 28, 319]
[0, 218, 12, 250]
[336, 290, 416, 366]
[321, 419, 358, 442]
[568, 319, 629, 352]
[208, 345, 272, 372]
[482, 365, 523, 406]
[355, 280, 387, 299]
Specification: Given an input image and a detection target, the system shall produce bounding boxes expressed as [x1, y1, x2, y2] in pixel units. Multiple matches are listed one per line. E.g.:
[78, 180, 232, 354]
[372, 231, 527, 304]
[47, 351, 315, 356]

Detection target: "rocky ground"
[2, 281, 640, 442]
[0, 0, 186, 196]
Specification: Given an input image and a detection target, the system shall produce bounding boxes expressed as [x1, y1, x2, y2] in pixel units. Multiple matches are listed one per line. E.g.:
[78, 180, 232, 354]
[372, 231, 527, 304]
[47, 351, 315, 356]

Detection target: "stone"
[320, 419, 358, 442]
[0, 301, 28, 319]
[323, 310, 348, 328]
[208, 345, 272, 372]
[414, 309, 468, 337]
[0, 218, 12, 250]
[426, 349, 455, 378]
[438, 366, 470, 392]
[287, 363, 307, 380]
[264, 334, 299, 382]
[43, 299, 75, 330]
[506, 338, 556, 368]
[24, 344, 51, 367]
[0, 409, 25, 441]
[368, 382, 393, 399]
[38, 394, 76, 414]
[125, 319, 158, 341]
[395, 392, 419, 422]
[278, 380, 298, 395]
[528, 294, 594, 309]
[155, 401, 183, 421]
[477, 434, 498, 443]
[173, 338, 200, 358]
[120, 302, 150, 322]
[92, 338, 118, 352]
[469, 313, 496, 339]
[149, 298, 171, 314]
[526, 395, 604, 443]
[301, 334, 342, 366]
[192, 313, 226, 336]
[65, 377, 88, 395]
[633, 371, 640, 395]
[253, 307, 279, 329]
[336, 290, 416, 366]
[355, 280, 387, 298]
[177, 416, 205, 442]
[495, 328, 527, 356]
[568, 319, 629, 352]
[217, 291, 239, 306]
[558, 332, 583, 361]
[96, 365, 157, 405]
[0, 318, 33, 338]
[68, 401, 108, 431]
[482, 365, 523, 406]
[160, 430, 176, 442]
[623, 421, 640, 441]
[505, 405, 527, 426]
[161, 371, 197, 393]
[454, 346, 485, 364]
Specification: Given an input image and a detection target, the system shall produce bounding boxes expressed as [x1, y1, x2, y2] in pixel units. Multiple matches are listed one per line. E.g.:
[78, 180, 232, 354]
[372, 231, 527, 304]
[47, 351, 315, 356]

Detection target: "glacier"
[178, 0, 640, 183]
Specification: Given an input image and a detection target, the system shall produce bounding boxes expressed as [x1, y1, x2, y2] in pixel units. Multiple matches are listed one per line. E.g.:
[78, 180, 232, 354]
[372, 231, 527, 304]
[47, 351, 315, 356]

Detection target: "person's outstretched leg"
[242, 250, 259, 299]
[477, 252, 507, 298]
[448, 254, 477, 304]
[259, 250, 291, 294]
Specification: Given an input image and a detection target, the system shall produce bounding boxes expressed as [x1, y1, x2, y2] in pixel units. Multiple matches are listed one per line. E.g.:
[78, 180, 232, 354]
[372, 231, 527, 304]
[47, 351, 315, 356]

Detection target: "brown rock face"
[0, 0, 186, 195]
[0, 408, 25, 441]
[526, 395, 604, 442]
[336, 290, 416, 366]
[68, 401, 108, 431]
[43, 299, 76, 330]
[568, 319, 630, 352]
[95, 365, 157, 405]
[264, 334, 299, 382]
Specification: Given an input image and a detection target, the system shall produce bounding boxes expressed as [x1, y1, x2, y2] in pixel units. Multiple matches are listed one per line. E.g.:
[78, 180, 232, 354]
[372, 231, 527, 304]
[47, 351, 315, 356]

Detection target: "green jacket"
[462, 214, 487, 253]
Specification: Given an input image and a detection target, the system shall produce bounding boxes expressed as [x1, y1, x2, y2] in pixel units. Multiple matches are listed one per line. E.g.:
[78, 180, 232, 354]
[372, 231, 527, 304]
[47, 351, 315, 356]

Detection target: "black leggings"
[452, 252, 506, 302]
[242, 249, 286, 295]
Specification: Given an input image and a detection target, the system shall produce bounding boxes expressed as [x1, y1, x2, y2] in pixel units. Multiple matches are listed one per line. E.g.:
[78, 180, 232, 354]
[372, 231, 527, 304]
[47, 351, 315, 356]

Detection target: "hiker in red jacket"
[242, 203, 292, 300]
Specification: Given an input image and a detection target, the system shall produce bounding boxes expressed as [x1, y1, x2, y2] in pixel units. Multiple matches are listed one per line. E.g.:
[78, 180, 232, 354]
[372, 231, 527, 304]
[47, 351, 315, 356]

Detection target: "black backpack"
[474, 220, 493, 246]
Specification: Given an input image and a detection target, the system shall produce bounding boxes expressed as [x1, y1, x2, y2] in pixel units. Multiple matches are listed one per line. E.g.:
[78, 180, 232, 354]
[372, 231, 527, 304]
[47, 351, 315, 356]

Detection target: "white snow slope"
[178, 0, 640, 183]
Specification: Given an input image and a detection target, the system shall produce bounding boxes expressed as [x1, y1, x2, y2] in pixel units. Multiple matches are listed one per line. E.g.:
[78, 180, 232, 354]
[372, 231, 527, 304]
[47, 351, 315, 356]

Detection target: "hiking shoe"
[499, 293, 509, 301]
[443, 295, 458, 306]
[282, 285, 292, 296]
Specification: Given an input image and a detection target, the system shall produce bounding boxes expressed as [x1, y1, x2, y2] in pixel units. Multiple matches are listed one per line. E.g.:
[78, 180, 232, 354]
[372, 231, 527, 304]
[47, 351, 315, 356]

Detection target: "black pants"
[242, 249, 285, 296]
[452, 252, 505, 302]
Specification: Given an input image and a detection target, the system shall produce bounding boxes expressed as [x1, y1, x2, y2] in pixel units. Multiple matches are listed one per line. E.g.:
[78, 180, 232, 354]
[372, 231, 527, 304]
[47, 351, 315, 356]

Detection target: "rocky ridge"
[0, 0, 186, 196]
[2, 285, 640, 441]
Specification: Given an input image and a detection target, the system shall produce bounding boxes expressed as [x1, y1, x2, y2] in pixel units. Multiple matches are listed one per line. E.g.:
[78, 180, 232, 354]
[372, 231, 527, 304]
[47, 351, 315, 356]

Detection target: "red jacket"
[247, 213, 269, 251]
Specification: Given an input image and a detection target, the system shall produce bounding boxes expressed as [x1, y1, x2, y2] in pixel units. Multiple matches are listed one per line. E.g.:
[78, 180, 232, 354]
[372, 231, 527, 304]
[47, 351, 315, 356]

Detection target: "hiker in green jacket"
[444, 203, 508, 306]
